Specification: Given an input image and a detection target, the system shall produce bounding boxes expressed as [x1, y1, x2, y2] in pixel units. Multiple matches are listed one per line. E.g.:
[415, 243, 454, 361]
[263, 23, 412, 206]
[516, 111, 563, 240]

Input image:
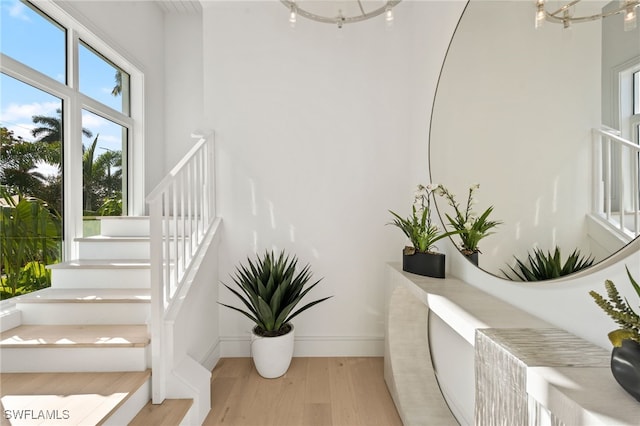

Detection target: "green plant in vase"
[436, 184, 501, 262]
[388, 184, 461, 278]
[589, 266, 640, 346]
[589, 266, 640, 402]
[219, 249, 332, 378]
[388, 184, 460, 255]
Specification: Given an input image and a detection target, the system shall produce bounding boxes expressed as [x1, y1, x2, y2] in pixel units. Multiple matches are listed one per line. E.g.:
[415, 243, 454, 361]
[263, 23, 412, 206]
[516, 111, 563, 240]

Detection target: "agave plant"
[220, 250, 331, 337]
[501, 246, 594, 281]
[589, 266, 640, 346]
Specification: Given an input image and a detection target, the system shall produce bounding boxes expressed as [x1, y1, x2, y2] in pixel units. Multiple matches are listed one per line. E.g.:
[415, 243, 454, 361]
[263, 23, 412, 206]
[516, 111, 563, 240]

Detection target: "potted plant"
[501, 246, 594, 281]
[219, 249, 331, 378]
[589, 266, 640, 402]
[436, 183, 501, 266]
[388, 184, 460, 278]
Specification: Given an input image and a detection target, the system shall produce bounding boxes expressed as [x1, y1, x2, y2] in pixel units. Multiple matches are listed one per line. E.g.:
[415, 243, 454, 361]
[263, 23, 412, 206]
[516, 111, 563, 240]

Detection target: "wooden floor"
[0, 370, 150, 426]
[203, 357, 402, 426]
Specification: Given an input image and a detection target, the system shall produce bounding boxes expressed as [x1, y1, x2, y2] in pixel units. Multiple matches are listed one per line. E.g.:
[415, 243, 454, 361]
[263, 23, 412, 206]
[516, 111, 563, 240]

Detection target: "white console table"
[384, 262, 640, 426]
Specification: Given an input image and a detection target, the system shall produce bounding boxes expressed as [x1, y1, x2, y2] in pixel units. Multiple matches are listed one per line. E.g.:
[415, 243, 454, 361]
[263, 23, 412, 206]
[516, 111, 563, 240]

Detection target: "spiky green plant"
[589, 266, 640, 346]
[220, 250, 332, 337]
[501, 247, 594, 281]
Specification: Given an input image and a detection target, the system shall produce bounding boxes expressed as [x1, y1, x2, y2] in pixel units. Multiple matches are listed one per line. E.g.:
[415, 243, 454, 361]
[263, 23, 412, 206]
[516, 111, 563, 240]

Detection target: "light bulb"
[535, 0, 545, 29]
[385, 6, 394, 22]
[624, 5, 637, 31]
[289, 7, 297, 24]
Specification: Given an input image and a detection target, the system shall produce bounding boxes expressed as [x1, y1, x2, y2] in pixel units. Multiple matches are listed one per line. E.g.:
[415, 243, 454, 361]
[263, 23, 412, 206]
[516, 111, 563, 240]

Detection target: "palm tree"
[82, 134, 99, 212]
[111, 70, 122, 96]
[31, 108, 93, 143]
[1, 128, 46, 194]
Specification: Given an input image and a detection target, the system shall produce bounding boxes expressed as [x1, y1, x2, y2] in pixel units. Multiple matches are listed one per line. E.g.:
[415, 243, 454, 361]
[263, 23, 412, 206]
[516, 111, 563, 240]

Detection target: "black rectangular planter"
[402, 251, 446, 278]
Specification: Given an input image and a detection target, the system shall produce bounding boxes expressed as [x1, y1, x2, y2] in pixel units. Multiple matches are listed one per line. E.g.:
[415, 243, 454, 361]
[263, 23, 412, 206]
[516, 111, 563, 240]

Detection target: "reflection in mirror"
[430, 0, 640, 279]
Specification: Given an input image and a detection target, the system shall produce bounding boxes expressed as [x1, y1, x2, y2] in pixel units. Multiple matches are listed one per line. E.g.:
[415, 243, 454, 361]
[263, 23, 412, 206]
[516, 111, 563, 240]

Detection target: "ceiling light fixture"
[281, 0, 402, 29]
[535, 0, 639, 31]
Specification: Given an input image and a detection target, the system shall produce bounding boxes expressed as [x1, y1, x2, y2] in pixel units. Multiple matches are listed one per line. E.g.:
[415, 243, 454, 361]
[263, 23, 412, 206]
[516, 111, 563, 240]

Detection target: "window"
[619, 63, 640, 143]
[1, 0, 141, 267]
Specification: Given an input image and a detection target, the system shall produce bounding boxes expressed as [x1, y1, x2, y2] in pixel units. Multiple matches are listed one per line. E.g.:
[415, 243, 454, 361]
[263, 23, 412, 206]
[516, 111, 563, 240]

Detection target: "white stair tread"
[1, 324, 149, 348]
[0, 370, 150, 425]
[13, 288, 150, 303]
[48, 259, 151, 269]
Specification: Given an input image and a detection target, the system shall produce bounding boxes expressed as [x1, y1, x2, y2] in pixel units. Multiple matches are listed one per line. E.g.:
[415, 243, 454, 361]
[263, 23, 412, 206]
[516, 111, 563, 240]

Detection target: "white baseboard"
[220, 335, 384, 357]
[201, 338, 221, 371]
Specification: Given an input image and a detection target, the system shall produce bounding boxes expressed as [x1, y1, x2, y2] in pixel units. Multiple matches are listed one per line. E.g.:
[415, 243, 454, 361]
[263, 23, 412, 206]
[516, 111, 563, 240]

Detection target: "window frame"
[0, 0, 145, 260]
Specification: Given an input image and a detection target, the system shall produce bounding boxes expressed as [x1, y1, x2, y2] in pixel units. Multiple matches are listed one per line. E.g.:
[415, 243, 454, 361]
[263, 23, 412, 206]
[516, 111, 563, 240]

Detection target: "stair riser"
[100, 218, 150, 237]
[1, 346, 149, 372]
[79, 241, 150, 260]
[51, 269, 150, 289]
[100, 217, 196, 238]
[78, 240, 185, 260]
[17, 303, 149, 325]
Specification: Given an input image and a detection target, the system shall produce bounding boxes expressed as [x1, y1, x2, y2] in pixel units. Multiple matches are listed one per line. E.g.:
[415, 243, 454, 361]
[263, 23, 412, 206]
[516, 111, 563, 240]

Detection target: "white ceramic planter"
[250, 324, 295, 379]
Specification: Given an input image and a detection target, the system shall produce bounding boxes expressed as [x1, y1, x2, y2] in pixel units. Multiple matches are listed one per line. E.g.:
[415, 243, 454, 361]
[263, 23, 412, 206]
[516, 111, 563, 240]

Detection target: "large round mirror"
[430, 0, 640, 278]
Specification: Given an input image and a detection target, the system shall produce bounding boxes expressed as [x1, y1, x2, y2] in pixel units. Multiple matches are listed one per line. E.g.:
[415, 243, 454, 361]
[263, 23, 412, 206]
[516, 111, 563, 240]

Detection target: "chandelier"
[535, 0, 639, 30]
[281, 0, 402, 28]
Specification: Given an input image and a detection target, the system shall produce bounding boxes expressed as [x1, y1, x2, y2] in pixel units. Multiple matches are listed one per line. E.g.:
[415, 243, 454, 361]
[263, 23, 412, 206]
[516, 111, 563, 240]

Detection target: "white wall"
[202, 0, 466, 356]
[164, 12, 204, 168]
[60, 0, 166, 195]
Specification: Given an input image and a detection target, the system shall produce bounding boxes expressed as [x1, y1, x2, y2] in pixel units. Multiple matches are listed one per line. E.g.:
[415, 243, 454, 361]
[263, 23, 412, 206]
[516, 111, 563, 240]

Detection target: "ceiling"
[155, 0, 202, 14]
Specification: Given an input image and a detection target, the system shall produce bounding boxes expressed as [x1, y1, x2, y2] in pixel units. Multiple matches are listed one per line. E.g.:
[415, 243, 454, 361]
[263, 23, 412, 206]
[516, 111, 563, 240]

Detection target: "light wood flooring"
[203, 357, 402, 426]
[0, 370, 150, 426]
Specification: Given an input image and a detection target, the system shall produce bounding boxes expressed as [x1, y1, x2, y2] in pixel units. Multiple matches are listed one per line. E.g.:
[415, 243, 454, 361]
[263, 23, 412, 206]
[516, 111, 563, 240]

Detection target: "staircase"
[0, 216, 193, 425]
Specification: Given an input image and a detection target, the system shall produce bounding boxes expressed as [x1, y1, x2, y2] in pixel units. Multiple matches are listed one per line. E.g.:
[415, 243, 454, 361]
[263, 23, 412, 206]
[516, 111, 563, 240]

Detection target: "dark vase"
[611, 339, 640, 402]
[463, 251, 479, 266]
[402, 250, 446, 278]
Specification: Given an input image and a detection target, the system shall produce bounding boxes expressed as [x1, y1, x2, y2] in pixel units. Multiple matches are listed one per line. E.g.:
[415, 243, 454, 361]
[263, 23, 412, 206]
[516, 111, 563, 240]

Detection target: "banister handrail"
[145, 132, 213, 203]
[592, 128, 640, 150]
[592, 127, 640, 241]
[146, 131, 216, 404]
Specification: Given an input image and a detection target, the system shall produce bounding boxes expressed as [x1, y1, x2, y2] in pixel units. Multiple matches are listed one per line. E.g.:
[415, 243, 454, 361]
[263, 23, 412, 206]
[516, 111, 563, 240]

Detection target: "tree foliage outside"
[0, 101, 122, 298]
[0, 188, 61, 299]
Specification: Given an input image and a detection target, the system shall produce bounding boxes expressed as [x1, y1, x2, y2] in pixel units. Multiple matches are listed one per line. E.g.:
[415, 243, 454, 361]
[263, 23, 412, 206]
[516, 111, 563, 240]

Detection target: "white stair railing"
[592, 127, 640, 240]
[146, 132, 215, 404]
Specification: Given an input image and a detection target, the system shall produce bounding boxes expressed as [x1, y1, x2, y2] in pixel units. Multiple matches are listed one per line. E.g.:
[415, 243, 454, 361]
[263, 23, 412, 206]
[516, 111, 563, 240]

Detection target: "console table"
[384, 262, 640, 426]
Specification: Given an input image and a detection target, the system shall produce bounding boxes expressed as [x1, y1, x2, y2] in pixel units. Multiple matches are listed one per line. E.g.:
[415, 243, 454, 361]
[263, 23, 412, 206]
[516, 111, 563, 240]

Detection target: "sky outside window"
[79, 40, 130, 115]
[1, 0, 126, 171]
[0, 0, 65, 83]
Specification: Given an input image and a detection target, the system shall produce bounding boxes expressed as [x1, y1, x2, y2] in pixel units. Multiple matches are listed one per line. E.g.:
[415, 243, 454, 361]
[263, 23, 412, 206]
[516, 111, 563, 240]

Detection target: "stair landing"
[0, 370, 150, 425]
